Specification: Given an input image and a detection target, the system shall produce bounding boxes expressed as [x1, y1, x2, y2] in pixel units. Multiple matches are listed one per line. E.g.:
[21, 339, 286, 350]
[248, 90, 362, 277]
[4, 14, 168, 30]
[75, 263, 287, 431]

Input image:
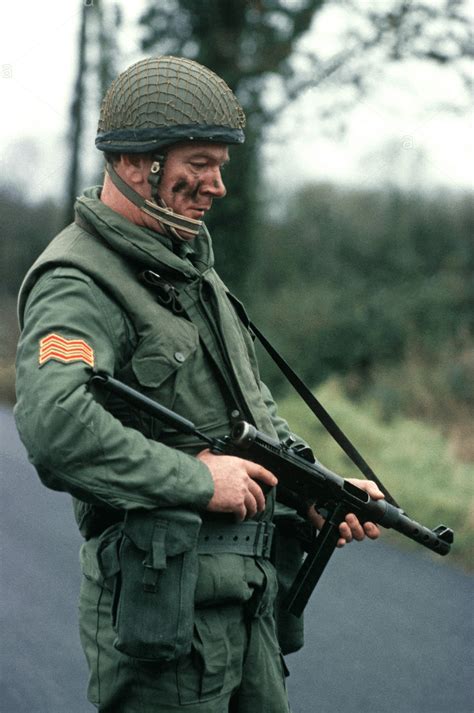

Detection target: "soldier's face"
[158, 142, 229, 236]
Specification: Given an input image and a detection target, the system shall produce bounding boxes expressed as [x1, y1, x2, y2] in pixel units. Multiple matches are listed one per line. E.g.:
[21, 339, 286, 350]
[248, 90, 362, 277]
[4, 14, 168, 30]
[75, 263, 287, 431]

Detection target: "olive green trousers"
[79, 573, 291, 712]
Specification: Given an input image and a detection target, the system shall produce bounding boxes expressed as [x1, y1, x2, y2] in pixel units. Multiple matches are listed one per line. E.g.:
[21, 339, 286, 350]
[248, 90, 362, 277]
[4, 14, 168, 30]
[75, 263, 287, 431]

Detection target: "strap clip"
[138, 270, 184, 315]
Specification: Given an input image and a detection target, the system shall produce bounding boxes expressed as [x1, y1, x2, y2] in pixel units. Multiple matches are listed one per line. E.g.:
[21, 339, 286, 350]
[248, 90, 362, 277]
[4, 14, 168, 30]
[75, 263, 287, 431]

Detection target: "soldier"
[15, 57, 383, 712]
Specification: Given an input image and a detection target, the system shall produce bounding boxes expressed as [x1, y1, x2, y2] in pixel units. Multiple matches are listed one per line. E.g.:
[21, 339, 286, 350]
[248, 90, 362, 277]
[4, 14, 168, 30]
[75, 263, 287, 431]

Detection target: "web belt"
[198, 521, 274, 559]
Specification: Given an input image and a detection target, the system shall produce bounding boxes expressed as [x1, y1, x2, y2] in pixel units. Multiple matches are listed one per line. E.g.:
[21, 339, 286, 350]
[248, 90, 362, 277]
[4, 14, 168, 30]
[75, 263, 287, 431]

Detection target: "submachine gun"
[90, 373, 454, 618]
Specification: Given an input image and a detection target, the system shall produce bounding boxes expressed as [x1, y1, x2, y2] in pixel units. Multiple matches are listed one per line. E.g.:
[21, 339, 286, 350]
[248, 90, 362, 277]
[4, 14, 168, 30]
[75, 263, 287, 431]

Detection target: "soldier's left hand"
[308, 479, 384, 548]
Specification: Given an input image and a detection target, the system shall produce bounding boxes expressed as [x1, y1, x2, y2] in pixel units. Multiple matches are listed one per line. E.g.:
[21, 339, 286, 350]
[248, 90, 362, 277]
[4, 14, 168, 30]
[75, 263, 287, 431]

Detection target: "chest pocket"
[131, 318, 199, 414]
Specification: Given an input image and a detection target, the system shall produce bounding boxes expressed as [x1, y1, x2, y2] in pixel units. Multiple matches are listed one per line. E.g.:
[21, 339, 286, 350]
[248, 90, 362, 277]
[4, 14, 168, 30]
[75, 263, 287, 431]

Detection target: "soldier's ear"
[120, 154, 153, 187]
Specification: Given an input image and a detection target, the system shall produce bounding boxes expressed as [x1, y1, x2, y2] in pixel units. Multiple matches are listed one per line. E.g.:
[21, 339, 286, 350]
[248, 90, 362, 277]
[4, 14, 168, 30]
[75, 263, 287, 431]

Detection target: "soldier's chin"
[176, 227, 197, 241]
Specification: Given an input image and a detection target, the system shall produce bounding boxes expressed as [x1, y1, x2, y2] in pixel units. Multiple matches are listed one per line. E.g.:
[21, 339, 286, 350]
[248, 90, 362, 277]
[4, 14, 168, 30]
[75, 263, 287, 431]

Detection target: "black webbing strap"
[227, 294, 399, 508]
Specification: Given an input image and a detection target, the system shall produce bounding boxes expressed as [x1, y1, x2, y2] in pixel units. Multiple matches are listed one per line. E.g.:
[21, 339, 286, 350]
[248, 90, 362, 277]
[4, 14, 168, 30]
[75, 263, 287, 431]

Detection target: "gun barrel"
[365, 500, 452, 554]
[230, 421, 452, 556]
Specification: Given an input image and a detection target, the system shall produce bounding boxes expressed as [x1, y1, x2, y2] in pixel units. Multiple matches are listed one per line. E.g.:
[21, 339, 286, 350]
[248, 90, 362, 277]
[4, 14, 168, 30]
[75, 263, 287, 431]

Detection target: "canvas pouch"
[97, 508, 202, 661]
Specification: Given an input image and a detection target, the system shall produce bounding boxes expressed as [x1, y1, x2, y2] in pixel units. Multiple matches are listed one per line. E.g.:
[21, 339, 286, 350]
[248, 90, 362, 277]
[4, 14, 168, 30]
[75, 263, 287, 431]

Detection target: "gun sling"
[225, 293, 399, 507]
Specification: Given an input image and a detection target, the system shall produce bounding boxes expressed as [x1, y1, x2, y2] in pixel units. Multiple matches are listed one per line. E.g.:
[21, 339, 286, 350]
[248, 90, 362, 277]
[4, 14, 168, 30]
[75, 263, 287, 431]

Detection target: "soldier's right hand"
[196, 450, 278, 521]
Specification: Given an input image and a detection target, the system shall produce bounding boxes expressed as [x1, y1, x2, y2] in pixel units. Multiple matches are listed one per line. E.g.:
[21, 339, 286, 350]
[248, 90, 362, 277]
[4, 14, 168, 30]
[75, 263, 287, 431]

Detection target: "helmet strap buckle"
[147, 154, 164, 193]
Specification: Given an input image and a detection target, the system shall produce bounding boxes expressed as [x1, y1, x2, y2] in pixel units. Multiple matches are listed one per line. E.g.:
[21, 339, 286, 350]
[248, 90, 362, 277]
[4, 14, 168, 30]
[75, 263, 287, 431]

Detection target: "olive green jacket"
[15, 187, 296, 521]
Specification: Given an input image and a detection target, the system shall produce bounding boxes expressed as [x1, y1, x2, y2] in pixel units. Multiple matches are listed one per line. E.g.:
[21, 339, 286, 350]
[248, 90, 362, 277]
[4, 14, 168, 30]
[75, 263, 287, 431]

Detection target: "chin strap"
[105, 161, 203, 239]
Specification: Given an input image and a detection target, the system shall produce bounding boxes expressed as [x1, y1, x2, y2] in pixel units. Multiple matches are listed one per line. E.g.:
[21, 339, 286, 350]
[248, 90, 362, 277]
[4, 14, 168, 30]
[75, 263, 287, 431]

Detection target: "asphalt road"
[1, 406, 473, 713]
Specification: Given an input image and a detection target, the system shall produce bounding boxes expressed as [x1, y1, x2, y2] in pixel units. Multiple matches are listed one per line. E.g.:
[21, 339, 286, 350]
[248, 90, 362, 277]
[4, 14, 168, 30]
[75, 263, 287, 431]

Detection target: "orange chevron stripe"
[40, 341, 91, 350]
[39, 350, 95, 367]
[40, 344, 94, 359]
[40, 349, 94, 362]
[40, 333, 93, 354]
[39, 334, 95, 367]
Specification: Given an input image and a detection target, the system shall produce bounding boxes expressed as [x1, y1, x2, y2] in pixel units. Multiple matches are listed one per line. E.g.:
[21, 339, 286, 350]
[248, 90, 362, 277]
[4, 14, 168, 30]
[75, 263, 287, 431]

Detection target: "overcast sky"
[1, 1, 473, 202]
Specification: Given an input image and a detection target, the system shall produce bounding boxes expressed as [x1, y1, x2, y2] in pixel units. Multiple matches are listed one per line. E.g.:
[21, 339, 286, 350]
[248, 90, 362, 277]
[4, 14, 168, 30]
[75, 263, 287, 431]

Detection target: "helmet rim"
[96, 123, 245, 154]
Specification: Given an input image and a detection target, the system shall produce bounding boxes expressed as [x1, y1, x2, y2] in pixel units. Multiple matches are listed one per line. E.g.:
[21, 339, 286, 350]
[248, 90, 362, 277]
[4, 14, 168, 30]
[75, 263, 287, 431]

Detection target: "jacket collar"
[75, 187, 215, 280]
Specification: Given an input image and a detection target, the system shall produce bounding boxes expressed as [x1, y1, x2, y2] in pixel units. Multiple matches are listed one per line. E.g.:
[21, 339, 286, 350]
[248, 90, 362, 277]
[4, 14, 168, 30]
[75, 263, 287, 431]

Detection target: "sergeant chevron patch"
[39, 333, 95, 367]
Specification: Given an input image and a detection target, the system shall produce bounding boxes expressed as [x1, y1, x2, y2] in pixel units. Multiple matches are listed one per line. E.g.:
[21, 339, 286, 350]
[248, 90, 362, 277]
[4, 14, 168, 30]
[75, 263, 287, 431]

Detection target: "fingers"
[335, 478, 385, 546]
[339, 514, 365, 544]
[235, 503, 247, 522]
[307, 505, 325, 530]
[362, 521, 381, 539]
[337, 514, 382, 547]
[364, 483, 385, 500]
[235, 480, 265, 522]
[199, 452, 277, 520]
[236, 461, 277, 521]
[247, 477, 266, 513]
[244, 460, 278, 488]
[307, 506, 376, 548]
[346, 478, 385, 500]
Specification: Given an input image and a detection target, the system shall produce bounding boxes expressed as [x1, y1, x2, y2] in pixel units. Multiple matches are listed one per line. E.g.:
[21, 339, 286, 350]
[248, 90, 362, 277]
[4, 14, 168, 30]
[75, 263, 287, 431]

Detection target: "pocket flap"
[123, 511, 158, 551]
[165, 512, 202, 556]
[124, 509, 202, 558]
[131, 327, 199, 389]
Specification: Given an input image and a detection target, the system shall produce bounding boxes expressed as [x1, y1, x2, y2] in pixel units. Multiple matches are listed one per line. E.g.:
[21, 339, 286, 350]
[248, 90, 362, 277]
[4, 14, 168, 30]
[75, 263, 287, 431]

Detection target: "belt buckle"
[254, 522, 272, 558]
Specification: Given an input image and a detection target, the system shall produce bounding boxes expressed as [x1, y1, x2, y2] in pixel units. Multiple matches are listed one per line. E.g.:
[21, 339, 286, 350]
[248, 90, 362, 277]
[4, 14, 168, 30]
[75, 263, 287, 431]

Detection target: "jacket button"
[174, 351, 185, 363]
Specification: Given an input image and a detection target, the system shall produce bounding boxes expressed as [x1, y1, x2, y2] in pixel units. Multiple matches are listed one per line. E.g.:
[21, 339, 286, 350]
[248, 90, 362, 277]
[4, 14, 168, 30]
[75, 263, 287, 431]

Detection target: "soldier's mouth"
[189, 205, 211, 216]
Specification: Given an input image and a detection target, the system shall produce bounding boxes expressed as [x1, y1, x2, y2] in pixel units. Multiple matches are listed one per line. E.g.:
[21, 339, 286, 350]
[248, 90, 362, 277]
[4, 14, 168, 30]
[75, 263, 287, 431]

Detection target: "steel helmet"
[96, 56, 245, 154]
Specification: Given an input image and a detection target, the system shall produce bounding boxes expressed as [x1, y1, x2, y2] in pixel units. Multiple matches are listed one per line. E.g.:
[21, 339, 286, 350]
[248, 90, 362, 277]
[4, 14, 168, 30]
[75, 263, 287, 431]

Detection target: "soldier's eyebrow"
[186, 150, 230, 165]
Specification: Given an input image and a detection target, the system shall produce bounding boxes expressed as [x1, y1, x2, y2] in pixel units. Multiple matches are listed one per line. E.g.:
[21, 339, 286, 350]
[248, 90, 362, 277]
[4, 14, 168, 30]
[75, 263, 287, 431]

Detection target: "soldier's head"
[96, 56, 245, 240]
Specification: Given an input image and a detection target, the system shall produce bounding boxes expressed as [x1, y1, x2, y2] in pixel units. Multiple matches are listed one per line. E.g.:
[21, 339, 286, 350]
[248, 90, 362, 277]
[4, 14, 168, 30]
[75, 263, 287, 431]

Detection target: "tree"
[138, 0, 472, 295]
[250, 180, 474, 398]
[64, 1, 122, 225]
[64, 0, 89, 226]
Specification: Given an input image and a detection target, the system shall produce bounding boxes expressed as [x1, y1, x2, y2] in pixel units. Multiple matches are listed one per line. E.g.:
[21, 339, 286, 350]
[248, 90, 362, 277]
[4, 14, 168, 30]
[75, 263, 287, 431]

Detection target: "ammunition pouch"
[97, 508, 201, 662]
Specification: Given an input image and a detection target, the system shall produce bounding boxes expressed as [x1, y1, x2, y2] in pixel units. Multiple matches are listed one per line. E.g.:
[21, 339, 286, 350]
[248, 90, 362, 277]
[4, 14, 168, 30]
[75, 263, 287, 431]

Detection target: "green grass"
[277, 379, 474, 571]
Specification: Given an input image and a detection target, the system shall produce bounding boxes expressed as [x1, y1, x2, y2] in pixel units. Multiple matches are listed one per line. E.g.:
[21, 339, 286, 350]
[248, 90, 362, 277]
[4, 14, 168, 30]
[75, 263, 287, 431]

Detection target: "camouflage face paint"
[190, 181, 203, 201]
[171, 179, 189, 194]
[171, 177, 203, 202]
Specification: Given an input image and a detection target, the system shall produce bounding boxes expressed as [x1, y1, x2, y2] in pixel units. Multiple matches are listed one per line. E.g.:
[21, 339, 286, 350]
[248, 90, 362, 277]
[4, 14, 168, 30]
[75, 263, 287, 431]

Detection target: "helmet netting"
[98, 56, 245, 133]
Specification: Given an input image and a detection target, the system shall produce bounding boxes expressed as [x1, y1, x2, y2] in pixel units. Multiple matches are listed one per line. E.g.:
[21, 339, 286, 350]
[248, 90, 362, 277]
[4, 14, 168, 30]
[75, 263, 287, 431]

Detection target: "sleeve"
[14, 267, 214, 512]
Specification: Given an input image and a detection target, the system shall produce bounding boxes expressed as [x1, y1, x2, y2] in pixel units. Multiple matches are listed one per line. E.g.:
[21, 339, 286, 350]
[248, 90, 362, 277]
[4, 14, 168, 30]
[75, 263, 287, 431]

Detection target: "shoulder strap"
[227, 293, 399, 507]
